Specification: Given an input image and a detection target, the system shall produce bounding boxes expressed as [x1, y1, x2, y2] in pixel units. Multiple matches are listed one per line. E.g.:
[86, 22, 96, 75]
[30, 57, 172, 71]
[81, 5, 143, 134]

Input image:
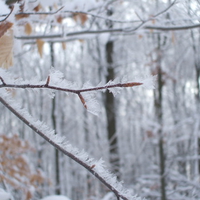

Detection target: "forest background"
[0, 0, 200, 200]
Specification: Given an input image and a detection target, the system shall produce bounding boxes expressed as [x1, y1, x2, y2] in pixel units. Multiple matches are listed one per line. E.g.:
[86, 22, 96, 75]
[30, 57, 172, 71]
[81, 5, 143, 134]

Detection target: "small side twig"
[0, 77, 6, 85]
[78, 93, 87, 109]
[0, 5, 14, 22]
[15, 6, 64, 16]
[0, 79, 143, 110]
[45, 76, 50, 86]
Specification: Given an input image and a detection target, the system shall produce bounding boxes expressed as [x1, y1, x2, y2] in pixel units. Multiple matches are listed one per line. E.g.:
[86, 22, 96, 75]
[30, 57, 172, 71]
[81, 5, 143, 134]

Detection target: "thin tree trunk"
[50, 42, 60, 195]
[105, 8, 120, 178]
[154, 34, 167, 200]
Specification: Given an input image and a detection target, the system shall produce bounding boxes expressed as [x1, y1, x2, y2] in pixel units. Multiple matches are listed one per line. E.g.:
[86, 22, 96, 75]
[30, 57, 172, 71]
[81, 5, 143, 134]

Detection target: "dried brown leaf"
[0, 21, 13, 38]
[171, 31, 176, 44]
[36, 39, 45, 58]
[24, 22, 32, 35]
[73, 13, 88, 25]
[33, 3, 42, 12]
[138, 34, 143, 39]
[0, 134, 45, 194]
[56, 15, 63, 23]
[25, 191, 32, 200]
[79, 13, 88, 25]
[0, 28, 13, 68]
[15, 13, 29, 20]
[61, 42, 66, 50]
[79, 39, 84, 43]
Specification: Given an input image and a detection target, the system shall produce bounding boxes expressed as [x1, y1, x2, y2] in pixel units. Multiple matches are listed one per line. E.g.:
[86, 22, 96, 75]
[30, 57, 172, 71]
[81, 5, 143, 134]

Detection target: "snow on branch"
[0, 69, 154, 198]
[11, 0, 178, 42]
[0, 90, 141, 200]
[0, 69, 156, 114]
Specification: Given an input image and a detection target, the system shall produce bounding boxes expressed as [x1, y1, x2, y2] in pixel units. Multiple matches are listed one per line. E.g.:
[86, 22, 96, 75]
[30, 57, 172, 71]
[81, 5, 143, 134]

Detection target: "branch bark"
[0, 94, 134, 200]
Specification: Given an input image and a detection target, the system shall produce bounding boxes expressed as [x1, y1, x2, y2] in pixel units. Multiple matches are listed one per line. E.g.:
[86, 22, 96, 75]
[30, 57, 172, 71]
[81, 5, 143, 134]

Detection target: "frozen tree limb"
[12, 0, 178, 41]
[0, 74, 144, 111]
[0, 92, 139, 200]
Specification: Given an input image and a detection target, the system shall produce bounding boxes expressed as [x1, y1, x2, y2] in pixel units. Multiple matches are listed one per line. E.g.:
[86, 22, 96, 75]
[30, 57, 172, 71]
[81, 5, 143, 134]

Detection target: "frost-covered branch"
[0, 76, 143, 93]
[144, 23, 200, 31]
[13, 0, 178, 41]
[0, 74, 146, 111]
[15, 6, 64, 16]
[15, 22, 200, 42]
[0, 92, 138, 200]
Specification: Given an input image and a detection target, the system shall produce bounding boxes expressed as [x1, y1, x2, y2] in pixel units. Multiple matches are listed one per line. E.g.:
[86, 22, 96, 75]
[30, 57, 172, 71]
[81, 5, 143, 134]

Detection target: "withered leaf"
[0, 28, 13, 68]
[36, 39, 45, 58]
[0, 21, 13, 38]
[24, 22, 32, 35]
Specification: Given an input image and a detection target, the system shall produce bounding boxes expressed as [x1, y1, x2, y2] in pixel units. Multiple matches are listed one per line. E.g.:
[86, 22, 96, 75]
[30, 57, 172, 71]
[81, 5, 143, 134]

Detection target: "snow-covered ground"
[41, 195, 71, 200]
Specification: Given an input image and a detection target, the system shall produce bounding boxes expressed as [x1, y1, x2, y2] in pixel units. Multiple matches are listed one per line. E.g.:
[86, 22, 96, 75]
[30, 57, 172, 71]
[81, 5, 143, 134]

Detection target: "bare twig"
[144, 23, 200, 31]
[0, 77, 6, 85]
[78, 93, 87, 109]
[13, 0, 178, 41]
[45, 76, 50, 86]
[15, 6, 64, 16]
[153, 0, 177, 18]
[0, 79, 142, 110]
[14, 21, 200, 41]
[0, 5, 14, 22]
[63, 10, 141, 24]
[0, 80, 143, 94]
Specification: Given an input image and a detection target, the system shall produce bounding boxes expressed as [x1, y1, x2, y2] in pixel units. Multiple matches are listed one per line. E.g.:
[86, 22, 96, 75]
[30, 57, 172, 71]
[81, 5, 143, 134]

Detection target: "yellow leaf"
[36, 39, 45, 57]
[0, 28, 13, 69]
[25, 22, 32, 35]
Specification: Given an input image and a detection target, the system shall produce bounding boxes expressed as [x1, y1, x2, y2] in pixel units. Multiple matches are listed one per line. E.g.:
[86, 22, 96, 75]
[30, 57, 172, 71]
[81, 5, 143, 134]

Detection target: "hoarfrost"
[0, 90, 141, 200]
[81, 82, 100, 115]
[141, 75, 157, 90]
[49, 68, 76, 90]
[105, 78, 122, 97]
[81, 92, 100, 115]
[97, 81, 106, 92]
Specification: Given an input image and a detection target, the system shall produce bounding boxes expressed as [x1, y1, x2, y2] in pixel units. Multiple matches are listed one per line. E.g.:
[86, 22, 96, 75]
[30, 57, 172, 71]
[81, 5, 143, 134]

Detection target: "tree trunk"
[104, 8, 120, 178]
[50, 42, 60, 195]
[154, 34, 167, 200]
